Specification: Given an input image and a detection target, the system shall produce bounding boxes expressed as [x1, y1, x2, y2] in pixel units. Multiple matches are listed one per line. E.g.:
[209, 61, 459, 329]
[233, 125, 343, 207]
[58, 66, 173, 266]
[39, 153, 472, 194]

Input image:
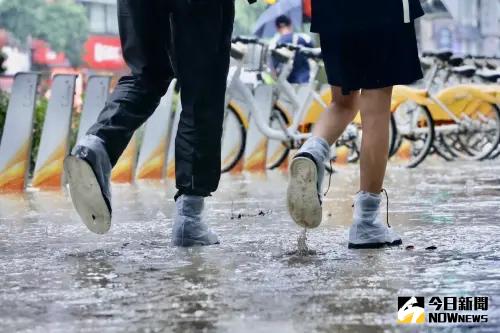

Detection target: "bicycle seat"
[473, 61, 484, 69]
[230, 43, 246, 60]
[485, 61, 498, 70]
[452, 65, 476, 78]
[276, 43, 300, 51]
[299, 47, 322, 60]
[422, 50, 453, 61]
[448, 56, 464, 67]
[423, 50, 453, 62]
[477, 70, 500, 83]
[232, 35, 261, 45]
[271, 48, 294, 63]
[435, 50, 453, 61]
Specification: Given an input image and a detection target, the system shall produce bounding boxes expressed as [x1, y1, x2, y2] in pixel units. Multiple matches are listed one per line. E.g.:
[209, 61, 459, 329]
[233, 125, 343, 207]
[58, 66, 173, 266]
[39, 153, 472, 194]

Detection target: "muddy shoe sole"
[64, 156, 111, 234]
[287, 157, 322, 229]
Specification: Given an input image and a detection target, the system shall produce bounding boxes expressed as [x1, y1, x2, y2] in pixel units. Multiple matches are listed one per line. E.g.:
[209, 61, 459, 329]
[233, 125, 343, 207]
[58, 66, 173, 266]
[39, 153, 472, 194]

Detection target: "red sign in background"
[32, 39, 68, 66]
[303, 0, 311, 19]
[83, 35, 126, 71]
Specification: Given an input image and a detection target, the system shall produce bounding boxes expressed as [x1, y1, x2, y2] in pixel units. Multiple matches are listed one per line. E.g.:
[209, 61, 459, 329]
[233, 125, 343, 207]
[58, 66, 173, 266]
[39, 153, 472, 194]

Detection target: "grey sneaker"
[172, 195, 219, 247]
[286, 136, 330, 229]
[348, 191, 402, 249]
[64, 134, 112, 234]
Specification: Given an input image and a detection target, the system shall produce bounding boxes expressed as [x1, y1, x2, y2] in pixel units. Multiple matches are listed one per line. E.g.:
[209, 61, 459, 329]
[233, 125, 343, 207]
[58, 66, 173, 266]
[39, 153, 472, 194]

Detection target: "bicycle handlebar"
[275, 43, 322, 60]
[232, 35, 264, 46]
[276, 43, 300, 51]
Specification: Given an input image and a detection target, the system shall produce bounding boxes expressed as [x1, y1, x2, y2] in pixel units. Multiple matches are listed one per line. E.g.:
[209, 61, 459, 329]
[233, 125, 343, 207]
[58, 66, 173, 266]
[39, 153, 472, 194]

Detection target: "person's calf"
[359, 88, 393, 193]
[312, 88, 360, 143]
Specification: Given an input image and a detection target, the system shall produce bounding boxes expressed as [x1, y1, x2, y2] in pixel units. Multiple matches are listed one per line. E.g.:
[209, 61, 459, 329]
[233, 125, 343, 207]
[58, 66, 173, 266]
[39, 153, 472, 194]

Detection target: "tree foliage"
[234, 1, 268, 36]
[0, 0, 89, 67]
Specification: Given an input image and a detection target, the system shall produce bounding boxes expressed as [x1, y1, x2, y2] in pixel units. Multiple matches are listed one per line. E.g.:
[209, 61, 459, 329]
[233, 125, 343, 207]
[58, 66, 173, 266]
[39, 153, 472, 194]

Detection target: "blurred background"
[0, 0, 498, 164]
[0, 0, 498, 79]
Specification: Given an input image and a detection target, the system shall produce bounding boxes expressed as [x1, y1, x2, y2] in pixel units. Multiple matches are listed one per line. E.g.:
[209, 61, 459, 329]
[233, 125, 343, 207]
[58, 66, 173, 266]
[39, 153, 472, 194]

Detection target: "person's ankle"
[354, 191, 381, 213]
[357, 190, 381, 198]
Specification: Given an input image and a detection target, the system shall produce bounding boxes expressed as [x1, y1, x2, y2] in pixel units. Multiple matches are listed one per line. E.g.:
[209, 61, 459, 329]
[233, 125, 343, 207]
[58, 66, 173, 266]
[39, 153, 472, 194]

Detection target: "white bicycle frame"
[226, 51, 313, 143]
[273, 54, 328, 132]
[422, 60, 469, 130]
[272, 52, 357, 147]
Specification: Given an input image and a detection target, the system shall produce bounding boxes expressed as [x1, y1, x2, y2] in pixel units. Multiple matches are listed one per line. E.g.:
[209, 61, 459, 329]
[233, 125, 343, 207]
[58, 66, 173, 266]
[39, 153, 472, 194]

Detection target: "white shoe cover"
[172, 195, 219, 247]
[348, 191, 402, 249]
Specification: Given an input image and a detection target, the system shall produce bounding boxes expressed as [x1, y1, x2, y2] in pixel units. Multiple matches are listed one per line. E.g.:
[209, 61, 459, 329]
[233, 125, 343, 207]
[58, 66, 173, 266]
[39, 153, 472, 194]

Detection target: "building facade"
[420, 0, 499, 56]
[77, 0, 125, 71]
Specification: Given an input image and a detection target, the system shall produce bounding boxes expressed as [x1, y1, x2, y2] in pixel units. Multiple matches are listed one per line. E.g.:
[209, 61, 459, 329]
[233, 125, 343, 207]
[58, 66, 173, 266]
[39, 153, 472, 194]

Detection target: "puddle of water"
[0, 160, 499, 332]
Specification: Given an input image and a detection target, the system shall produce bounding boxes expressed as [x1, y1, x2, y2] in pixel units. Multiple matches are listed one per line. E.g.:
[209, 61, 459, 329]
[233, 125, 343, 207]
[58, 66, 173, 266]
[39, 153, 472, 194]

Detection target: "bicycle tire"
[221, 104, 246, 173]
[266, 106, 291, 170]
[392, 104, 435, 168]
[388, 113, 398, 158]
[441, 104, 500, 161]
[477, 104, 500, 161]
[432, 133, 457, 162]
[488, 145, 500, 160]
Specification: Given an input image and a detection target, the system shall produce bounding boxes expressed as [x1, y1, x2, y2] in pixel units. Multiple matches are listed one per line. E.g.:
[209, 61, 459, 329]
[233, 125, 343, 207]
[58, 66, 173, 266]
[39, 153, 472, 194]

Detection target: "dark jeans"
[87, 0, 234, 197]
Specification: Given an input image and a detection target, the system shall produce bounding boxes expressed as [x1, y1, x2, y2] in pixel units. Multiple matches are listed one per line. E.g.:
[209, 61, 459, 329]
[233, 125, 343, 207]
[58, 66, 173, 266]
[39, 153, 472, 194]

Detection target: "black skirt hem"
[320, 22, 423, 96]
[327, 75, 424, 95]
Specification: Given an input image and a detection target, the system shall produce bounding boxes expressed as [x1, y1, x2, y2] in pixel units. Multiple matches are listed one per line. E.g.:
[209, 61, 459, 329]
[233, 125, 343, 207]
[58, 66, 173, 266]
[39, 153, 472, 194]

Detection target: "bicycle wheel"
[346, 139, 360, 163]
[221, 104, 246, 173]
[441, 104, 500, 161]
[266, 106, 290, 169]
[388, 113, 398, 158]
[488, 145, 500, 160]
[392, 102, 435, 168]
[432, 133, 457, 162]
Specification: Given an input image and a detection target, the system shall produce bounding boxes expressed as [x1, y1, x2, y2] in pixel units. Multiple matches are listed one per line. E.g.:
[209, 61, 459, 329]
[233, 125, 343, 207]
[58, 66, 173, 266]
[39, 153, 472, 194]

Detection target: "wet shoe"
[64, 135, 112, 234]
[348, 191, 402, 249]
[286, 136, 330, 229]
[172, 195, 219, 247]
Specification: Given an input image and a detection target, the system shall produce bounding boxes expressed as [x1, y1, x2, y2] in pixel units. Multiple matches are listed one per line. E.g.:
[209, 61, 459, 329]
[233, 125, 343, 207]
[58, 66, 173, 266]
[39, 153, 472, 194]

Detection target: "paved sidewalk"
[1, 161, 499, 332]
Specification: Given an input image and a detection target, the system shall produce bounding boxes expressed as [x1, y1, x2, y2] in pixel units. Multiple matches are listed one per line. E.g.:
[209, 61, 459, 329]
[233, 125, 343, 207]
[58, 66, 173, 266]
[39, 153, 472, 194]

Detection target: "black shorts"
[319, 23, 423, 95]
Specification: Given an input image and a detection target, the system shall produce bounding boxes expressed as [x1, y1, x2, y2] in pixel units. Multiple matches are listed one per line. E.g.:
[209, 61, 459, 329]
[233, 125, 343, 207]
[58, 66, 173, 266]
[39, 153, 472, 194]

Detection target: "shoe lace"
[323, 159, 333, 197]
[381, 188, 391, 228]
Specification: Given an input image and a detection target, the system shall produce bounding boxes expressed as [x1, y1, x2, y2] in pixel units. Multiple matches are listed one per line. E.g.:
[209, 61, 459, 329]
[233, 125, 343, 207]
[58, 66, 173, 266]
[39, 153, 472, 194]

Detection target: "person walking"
[271, 15, 314, 84]
[287, 0, 424, 248]
[64, 0, 250, 247]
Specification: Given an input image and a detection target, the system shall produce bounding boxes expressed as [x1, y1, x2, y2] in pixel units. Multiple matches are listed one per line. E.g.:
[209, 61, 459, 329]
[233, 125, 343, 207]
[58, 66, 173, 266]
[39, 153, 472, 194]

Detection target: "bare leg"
[287, 87, 360, 228]
[359, 86, 393, 193]
[313, 87, 360, 145]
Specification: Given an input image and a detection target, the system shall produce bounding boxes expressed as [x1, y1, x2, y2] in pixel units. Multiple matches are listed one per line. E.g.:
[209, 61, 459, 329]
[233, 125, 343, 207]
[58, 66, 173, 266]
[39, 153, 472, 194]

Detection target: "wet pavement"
[1, 160, 499, 333]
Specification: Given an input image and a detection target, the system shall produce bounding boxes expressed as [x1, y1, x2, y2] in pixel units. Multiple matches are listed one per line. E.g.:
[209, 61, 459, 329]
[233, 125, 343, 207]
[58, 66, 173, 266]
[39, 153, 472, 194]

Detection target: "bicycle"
[221, 37, 337, 173]
[390, 50, 500, 167]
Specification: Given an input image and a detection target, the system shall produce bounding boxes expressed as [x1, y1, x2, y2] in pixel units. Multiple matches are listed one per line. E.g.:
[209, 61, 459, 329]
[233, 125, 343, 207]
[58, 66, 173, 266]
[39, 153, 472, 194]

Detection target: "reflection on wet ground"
[0, 160, 499, 332]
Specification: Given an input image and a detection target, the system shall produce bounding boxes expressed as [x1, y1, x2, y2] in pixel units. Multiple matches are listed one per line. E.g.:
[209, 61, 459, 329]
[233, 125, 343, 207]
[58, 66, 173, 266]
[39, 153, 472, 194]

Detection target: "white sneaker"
[348, 191, 402, 249]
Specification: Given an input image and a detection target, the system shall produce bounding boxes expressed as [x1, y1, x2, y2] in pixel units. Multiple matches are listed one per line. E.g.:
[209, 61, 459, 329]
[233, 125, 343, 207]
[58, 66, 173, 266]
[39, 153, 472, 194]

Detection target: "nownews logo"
[398, 296, 489, 325]
[398, 297, 425, 324]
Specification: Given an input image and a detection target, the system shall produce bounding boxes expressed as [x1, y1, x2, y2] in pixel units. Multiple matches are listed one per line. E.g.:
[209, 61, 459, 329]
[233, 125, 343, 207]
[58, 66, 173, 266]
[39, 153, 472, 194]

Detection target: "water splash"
[297, 228, 310, 256]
